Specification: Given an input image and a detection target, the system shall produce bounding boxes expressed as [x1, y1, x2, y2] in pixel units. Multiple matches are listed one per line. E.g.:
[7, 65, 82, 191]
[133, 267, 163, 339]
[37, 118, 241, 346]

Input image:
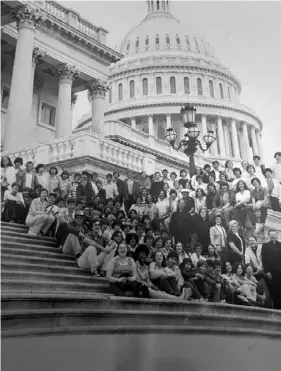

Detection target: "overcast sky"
[61, 0, 281, 165]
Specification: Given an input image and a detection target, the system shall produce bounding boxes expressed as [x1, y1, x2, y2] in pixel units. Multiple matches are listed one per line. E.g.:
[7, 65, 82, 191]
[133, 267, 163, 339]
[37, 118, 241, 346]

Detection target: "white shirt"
[155, 199, 169, 218]
[271, 163, 281, 183]
[235, 190, 251, 203]
[25, 172, 33, 188]
[3, 190, 24, 205]
[91, 182, 98, 195]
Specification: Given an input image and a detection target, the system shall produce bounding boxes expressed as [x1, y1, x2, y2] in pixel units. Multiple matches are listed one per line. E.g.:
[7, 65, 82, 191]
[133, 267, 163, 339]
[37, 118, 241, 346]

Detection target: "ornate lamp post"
[165, 104, 216, 176]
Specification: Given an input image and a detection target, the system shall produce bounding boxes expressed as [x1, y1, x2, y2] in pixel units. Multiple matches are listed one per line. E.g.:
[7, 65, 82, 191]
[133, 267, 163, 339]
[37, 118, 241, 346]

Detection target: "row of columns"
[3, 5, 109, 151]
[129, 113, 263, 160]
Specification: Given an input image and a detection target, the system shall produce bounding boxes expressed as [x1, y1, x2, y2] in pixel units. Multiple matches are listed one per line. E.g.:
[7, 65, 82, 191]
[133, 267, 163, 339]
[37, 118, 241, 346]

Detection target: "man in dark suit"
[124, 170, 140, 212]
[113, 171, 127, 202]
[21, 161, 39, 190]
[261, 230, 281, 309]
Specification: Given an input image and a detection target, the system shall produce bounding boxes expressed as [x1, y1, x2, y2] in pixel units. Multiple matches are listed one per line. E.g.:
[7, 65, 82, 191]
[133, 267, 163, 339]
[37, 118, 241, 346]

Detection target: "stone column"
[131, 117, 136, 130]
[88, 79, 109, 136]
[55, 64, 78, 139]
[201, 114, 209, 156]
[3, 5, 42, 151]
[31, 47, 45, 87]
[71, 93, 78, 129]
[217, 116, 226, 157]
[242, 122, 251, 161]
[231, 118, 240, 158]
[166, 113, 172, 129]
[251, 125, 259, 157]
[148, 114, 154, 136]
[256, 130, 264, 161]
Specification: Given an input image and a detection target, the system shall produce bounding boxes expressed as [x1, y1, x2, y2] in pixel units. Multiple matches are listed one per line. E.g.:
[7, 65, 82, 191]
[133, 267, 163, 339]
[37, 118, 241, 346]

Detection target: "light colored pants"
[221, 206, 234, 226]
[62, 234, 105, 273]
[148, 288, 183, 300]
[26, 214, 55, 236]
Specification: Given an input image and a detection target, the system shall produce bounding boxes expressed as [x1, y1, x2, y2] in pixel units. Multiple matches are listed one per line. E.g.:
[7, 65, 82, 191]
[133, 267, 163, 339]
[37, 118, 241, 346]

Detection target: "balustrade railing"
[2, 131, 145, 173]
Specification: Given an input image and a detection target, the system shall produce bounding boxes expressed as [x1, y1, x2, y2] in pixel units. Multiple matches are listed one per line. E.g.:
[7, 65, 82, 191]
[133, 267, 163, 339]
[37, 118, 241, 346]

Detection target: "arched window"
[184, 77, 190, 94]
[162, 1, 165, 10]
[157, 0, 160, 10]
[166, 35, 170, 45]
[170, 76, 176, 94]
[118, 83, 123, 101]
[108, 88, 112, 103]
[145, 36, 149, 46]
[219, 83, 224, 99]
[176, 35, 181, 45]
[186, 37, 190, 46]
[156, 77, 162, 94]
[228, 86, 231, 100]
[151, 1, 154, 11]
[197, 78, 203, 95]
[135, 38, 139, 48]
[155, 35, 160, 45]
[129, 80, 135, 98]
[209, 80, 214, 97]
[142, 78, 148, 95]
[126, 42, 130, 51]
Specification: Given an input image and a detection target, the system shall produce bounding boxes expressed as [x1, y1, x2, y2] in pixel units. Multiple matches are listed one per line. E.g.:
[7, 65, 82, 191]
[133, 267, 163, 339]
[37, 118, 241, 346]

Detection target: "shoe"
[92, 270, 100, 277]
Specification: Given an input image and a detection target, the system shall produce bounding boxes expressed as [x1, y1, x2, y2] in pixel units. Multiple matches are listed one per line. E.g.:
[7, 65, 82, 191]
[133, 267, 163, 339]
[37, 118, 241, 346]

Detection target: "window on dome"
[1, 86, 10, 109]
[186, 37, 190, 46]
[228, 86, 231, 100]
[170, 77, 176, 94]
[127, 42, 130, 51]
[195, 38, 200, 51]
[184, 77, 190, 94]
[136, 39, 140, 48]
[157, 0, 160, 10]
[156, 35, 160, 45]
[197, 78, 203, 95]
[109, 88, 112, 103]
[209, 80, 214, 97]
[219, 83, 224, 99]
[176, 36, 181, 45]
[130, 80, 135, 98]
[151, 1, 154, 11]
[118, 83, 123, 101]
[166, 36, 170, 45]
[162, 1, 165, 10]
[156, 77, 162, 94]
[145, 36, 149, 46]
[142, 78, 148, 95]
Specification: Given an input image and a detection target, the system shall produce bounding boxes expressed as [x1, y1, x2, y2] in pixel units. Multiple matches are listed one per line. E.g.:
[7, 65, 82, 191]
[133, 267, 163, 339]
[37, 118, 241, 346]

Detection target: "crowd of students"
[1, 152, 281, 309]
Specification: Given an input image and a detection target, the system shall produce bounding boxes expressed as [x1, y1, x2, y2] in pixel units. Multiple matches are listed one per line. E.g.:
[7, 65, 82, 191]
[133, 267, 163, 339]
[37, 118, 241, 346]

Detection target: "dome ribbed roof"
[119, 3, 217, 62]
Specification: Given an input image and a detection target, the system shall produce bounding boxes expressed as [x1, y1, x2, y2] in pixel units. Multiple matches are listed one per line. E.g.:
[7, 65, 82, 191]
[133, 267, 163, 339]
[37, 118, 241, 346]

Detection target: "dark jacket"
[21, 171, 39, 190]
[151, 180, 164, 201]
[193, 215, 212, 253]
[226, 231, 245, 265]
[56, 221, 89, 250]
[206, 192, 221, 209]
[115, 178, 127, 200]
[76, 181, 94, 201]
[170, 209, 195, 245]
[124, 179, 140, 201]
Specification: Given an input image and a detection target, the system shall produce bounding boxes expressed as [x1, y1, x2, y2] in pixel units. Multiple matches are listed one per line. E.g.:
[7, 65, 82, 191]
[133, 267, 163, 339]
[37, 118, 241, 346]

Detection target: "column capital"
[166, 113, 172, 117]
[14, 5, 43, 31]
[88, 79, 109, 99]
[56, 64, 79, 83]
[32, 47, 45, 67]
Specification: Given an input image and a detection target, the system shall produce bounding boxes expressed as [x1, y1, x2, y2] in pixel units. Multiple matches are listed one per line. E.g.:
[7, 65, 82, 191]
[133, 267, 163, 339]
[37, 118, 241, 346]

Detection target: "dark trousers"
[259, 206, 268, 223]
[1, 200, 28, 224]
[234, 206, 256, 228]
[125, 195, 135, 213]
[56, 222, 69, 247]
[270, 196, 281, 212]
[152, 276, 181, 296]
[109, 281, 150, 298]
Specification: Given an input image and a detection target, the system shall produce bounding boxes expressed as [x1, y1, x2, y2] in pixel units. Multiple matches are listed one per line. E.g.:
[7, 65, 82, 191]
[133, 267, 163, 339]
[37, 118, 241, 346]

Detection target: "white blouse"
[236, 190, 251, 203]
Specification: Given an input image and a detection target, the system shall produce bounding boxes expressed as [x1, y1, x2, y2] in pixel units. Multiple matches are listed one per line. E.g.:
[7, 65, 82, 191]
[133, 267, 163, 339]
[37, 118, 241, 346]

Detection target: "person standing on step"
[270, 152, 281, 184]
[25, 188, 55, 236]
[264, 168, 281, 212]
[261, 230, 281, 309]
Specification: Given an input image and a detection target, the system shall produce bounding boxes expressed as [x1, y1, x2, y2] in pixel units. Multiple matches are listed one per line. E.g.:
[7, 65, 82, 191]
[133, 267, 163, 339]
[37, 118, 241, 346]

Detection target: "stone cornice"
[104, 101, 263, 130]
[109, 64, 241, 92]
[38, 11, 122, 65]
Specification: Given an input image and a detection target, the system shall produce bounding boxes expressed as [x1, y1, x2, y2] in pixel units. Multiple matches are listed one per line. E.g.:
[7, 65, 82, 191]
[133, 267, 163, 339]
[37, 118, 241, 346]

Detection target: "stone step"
[1, 253, 77, 267]
[1, 245, 74, 260]
[1, 232, 57, 246]
[2, 308, 281, 333]
[1, 269, 105, 285]
[1, 278, 109, 294]
[1, 221, 28, 230]
[2, 240, 58, 254]
[2, 292, 281, 322]
[1, 260, 92, 277]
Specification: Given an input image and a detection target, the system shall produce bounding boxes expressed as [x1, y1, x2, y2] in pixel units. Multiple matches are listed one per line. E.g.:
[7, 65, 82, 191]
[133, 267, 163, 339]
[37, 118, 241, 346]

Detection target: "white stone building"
[1, 0, 264, 177]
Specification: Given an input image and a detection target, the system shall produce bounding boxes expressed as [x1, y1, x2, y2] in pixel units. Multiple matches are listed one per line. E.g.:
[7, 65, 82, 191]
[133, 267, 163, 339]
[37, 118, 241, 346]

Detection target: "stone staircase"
[2, 221, 281, 340]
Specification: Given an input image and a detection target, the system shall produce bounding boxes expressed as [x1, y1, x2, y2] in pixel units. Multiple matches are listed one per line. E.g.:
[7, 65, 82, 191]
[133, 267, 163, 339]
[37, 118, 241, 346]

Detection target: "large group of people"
[1, 152, 281, 309]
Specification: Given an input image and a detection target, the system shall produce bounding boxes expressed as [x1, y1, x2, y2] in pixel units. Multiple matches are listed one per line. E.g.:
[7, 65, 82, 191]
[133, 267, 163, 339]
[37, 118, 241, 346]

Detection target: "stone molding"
[14, 5, 43, 31]
[104, 101, 263, 129]
[109, 63, 241, 92]
[32, 47, 46, 67]
[56, 63, 79, 82]
[88, 79, 110, 98]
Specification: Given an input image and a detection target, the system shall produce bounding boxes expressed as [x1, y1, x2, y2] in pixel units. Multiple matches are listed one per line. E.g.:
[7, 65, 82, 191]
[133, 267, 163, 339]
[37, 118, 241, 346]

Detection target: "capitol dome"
[77, 0, 264, 170]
